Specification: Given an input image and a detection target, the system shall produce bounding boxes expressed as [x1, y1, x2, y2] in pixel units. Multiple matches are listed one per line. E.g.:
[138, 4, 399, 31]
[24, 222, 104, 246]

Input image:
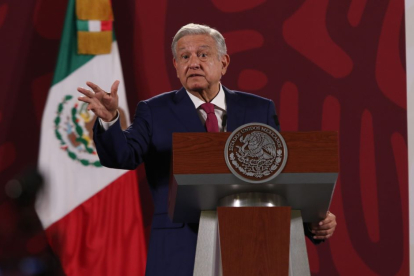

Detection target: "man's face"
[173, 34, 230, 94]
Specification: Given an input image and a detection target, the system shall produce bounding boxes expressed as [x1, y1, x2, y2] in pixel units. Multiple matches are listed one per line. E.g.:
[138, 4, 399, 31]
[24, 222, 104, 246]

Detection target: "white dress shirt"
[186, 84, 227, 132]
[99, 85, 227, 132]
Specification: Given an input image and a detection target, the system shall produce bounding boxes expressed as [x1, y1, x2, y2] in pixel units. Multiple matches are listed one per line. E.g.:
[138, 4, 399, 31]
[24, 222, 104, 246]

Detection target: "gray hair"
[171, 23, 227, 59]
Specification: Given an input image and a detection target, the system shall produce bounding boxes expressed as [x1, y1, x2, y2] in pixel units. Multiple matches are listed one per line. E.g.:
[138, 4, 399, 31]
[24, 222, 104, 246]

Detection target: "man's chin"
[186, 83, 207, 92]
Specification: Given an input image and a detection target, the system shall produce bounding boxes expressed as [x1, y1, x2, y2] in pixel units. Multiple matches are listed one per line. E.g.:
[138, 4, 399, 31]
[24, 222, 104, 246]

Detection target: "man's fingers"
[77, 97, 94, 109]
[78, 96, 92, 104]
[315, 212, 336, 226]
[87, 103, 97, 111]
[314, 222, 336, 231]
[310, 211, 336, 240]
[110, 80, 120, 96]
[313, 233, 333, 240]
[315, 230, 334, 238]
[315, 219, 336, 229]
[312, 227, 335, 235]
[312, 227, 335, 239]
[76, 98, 98, 114]
[319, 214, 335, 225]
[311, 220, 337, 231]
[318, 218, 331, 226]
[86, 81, 104, 93]
[77, 87, 95, 97]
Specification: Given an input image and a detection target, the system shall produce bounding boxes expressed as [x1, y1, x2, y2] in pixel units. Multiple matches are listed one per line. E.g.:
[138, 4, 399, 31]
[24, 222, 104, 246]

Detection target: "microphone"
[222, 114, 227, 130]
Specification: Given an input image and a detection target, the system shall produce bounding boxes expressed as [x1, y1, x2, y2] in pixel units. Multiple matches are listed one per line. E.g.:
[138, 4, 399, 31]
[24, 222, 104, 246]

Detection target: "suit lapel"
[224, 86, 246, 132]
[169, 87, 206, 132]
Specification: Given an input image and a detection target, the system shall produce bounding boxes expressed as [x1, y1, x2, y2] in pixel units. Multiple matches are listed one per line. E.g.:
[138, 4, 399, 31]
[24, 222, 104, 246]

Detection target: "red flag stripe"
[101, 21, 112, 31]
[45, 170, 147, 276]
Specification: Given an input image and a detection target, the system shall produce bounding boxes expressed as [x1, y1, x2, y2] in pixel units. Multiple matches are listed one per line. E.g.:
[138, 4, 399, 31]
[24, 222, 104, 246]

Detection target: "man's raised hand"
[77, 80, 120, 122]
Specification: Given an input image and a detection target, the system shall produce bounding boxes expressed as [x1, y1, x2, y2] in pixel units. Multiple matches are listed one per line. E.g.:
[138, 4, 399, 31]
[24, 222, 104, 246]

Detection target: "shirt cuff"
[98, 111, 119, 130]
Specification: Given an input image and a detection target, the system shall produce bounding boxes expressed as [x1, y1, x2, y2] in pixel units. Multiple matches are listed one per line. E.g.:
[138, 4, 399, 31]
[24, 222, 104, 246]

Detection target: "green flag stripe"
[52, 0, 93, 85]
[76, 20, 89, 32]
[52, 0, 117, 85]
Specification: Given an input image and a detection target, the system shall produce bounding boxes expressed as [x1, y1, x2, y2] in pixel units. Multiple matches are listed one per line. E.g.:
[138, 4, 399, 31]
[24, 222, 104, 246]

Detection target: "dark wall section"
[0, 0, 408, 275]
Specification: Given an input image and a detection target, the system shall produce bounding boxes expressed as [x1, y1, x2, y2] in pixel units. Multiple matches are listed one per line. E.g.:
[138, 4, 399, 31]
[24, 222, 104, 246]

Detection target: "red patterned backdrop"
[0, 0, 408, 275]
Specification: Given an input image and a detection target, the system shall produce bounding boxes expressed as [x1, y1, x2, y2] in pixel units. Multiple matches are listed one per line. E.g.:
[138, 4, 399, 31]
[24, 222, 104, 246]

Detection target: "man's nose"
[188, 54, 200, 70]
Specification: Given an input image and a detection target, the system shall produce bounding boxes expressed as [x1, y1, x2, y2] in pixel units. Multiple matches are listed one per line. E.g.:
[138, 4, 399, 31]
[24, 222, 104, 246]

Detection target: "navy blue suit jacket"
[93, 86, 289, 275]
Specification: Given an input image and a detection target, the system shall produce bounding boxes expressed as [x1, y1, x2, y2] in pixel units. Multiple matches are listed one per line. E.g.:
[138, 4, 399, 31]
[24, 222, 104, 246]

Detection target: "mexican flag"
[36, 0, 147, 275]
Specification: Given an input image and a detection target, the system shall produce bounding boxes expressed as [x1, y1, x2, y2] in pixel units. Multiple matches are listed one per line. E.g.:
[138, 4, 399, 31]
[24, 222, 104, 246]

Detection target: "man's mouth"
[188, 74, 204, 78]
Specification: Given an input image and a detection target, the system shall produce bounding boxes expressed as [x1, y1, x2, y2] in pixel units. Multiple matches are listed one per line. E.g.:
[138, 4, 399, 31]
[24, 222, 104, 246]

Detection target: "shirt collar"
[186, 84, 226, 111]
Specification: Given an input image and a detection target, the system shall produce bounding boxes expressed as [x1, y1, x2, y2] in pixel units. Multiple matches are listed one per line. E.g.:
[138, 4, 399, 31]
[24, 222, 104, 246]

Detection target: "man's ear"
[221, 54, 230, 75]
[173, 58, 179, 78]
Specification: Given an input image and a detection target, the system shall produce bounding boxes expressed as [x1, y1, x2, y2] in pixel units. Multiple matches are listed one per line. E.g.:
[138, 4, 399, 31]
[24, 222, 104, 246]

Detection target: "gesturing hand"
[309, 211, 337, 240]
[77, 80, 120, 122]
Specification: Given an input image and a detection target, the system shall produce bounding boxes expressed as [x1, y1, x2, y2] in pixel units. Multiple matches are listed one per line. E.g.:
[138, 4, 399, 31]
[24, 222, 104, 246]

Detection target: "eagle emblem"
[54, 95, 128, 167]
[225, 123, 287, 183]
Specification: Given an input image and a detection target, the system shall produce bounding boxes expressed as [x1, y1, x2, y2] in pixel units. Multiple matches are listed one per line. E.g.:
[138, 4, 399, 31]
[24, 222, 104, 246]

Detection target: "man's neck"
[188, 85, 220, 103]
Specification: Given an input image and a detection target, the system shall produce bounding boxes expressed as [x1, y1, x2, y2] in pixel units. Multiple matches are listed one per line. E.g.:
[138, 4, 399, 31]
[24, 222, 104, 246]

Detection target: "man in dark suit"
[78, 23, 337, 276]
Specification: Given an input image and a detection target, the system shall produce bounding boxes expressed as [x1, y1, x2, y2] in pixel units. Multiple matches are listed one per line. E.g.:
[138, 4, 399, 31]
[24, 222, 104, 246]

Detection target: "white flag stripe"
[88, 20, 101, 32]
[37, 42, 130, 229]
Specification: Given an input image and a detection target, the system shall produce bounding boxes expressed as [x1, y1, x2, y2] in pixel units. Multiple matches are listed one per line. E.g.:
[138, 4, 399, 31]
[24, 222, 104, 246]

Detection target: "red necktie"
[200, 102, 219, 132]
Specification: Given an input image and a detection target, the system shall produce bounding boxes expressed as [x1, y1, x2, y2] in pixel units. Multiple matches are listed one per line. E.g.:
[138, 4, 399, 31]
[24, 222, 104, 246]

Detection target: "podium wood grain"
[217, 206, 291, 276]
[173, 131, 338, 174]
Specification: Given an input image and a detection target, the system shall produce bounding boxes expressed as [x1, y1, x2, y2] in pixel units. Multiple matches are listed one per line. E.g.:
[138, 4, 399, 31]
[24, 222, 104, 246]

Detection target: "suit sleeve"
[93, 101, 152, 170]
[266, 100, 280, 131]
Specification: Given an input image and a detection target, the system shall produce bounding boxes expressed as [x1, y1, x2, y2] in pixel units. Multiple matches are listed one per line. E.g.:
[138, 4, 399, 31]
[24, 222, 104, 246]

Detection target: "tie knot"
[200, 102, 215, 114]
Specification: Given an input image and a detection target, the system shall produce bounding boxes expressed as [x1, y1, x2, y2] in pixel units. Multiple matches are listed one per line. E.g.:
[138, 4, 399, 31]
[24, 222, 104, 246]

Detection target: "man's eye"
[199, 53, 207, 58]
[182, 55, 189, 60]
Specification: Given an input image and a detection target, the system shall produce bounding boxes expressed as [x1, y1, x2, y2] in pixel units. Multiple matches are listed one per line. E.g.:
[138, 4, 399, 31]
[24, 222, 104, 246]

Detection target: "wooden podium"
[169, 131, 338, 276]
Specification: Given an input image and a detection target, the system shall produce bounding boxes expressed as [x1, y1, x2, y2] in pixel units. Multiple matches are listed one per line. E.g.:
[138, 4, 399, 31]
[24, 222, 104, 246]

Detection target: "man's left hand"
[309, 211, 337, 240]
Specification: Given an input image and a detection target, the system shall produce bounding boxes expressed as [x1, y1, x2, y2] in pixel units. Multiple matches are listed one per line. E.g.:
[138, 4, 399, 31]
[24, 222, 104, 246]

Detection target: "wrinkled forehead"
[177, 45, 212, 54]
[176, 34, 217, 53]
